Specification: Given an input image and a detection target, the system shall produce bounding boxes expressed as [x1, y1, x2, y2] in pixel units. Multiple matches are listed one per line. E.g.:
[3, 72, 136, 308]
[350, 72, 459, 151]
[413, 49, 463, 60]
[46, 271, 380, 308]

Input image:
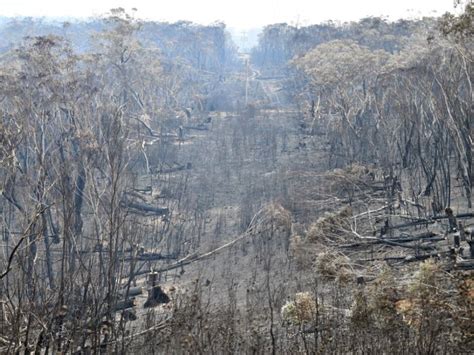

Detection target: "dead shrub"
[281, 292, 318, 325]
[314, 250, 354, 283]
[307, 206, 352, 243]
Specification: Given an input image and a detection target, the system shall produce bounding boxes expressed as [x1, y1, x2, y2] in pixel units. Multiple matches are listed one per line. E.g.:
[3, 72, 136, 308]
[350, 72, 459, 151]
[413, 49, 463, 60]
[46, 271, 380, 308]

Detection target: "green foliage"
[439, 2, 474, 39]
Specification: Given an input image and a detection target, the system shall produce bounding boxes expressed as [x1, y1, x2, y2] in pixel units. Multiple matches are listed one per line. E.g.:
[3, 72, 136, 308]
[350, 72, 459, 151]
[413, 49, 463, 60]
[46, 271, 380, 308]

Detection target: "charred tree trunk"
[71, 164, 86, 274]
[42, 210, 55, 289]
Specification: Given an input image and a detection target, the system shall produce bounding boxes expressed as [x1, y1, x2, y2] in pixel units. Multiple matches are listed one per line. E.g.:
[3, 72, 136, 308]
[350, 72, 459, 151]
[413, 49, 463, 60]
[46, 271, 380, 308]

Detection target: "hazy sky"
[0, 0, 459, 28]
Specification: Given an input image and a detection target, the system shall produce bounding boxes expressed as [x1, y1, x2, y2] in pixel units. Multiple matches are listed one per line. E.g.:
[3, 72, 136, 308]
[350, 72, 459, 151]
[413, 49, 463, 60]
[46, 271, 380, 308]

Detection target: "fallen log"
[157, 166, 186, 174]
[393, 237, 445, 244]
[378, 239, 436, 250]
[434, 212, 474, 220]
[119, 287, 143, 298]
[113, 298, 135, 312]
[121, 200, 169, 216]
[387, 213, 474, 231]
[124, 232, 250, 278]
[359, 254, 439, 264]
[357, 256, 407, 263]
[124, 252, 177, 262]
[391, 231, 438, 241]
[454, 259, 474, 270]
[340, 232, 441, 249]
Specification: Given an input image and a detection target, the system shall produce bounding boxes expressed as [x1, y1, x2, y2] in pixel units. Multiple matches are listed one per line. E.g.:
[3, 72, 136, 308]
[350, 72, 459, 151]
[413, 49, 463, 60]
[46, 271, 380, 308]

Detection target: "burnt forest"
[0, 4, 473, 354]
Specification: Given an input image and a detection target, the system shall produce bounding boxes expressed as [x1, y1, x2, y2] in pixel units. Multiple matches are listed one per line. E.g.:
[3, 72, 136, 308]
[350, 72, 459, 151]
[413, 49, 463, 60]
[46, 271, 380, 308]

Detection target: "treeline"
[0, 10, 241, 113]
[0, 11, 239, 74]
[251, 17, 431, 71]
[0, 13, 242, 113]
[254, 4, 473, 212]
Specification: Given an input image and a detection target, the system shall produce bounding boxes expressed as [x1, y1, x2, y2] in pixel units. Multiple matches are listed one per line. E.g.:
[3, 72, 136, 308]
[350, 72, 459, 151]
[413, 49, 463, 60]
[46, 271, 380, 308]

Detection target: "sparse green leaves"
[292, 40, 389, 90]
